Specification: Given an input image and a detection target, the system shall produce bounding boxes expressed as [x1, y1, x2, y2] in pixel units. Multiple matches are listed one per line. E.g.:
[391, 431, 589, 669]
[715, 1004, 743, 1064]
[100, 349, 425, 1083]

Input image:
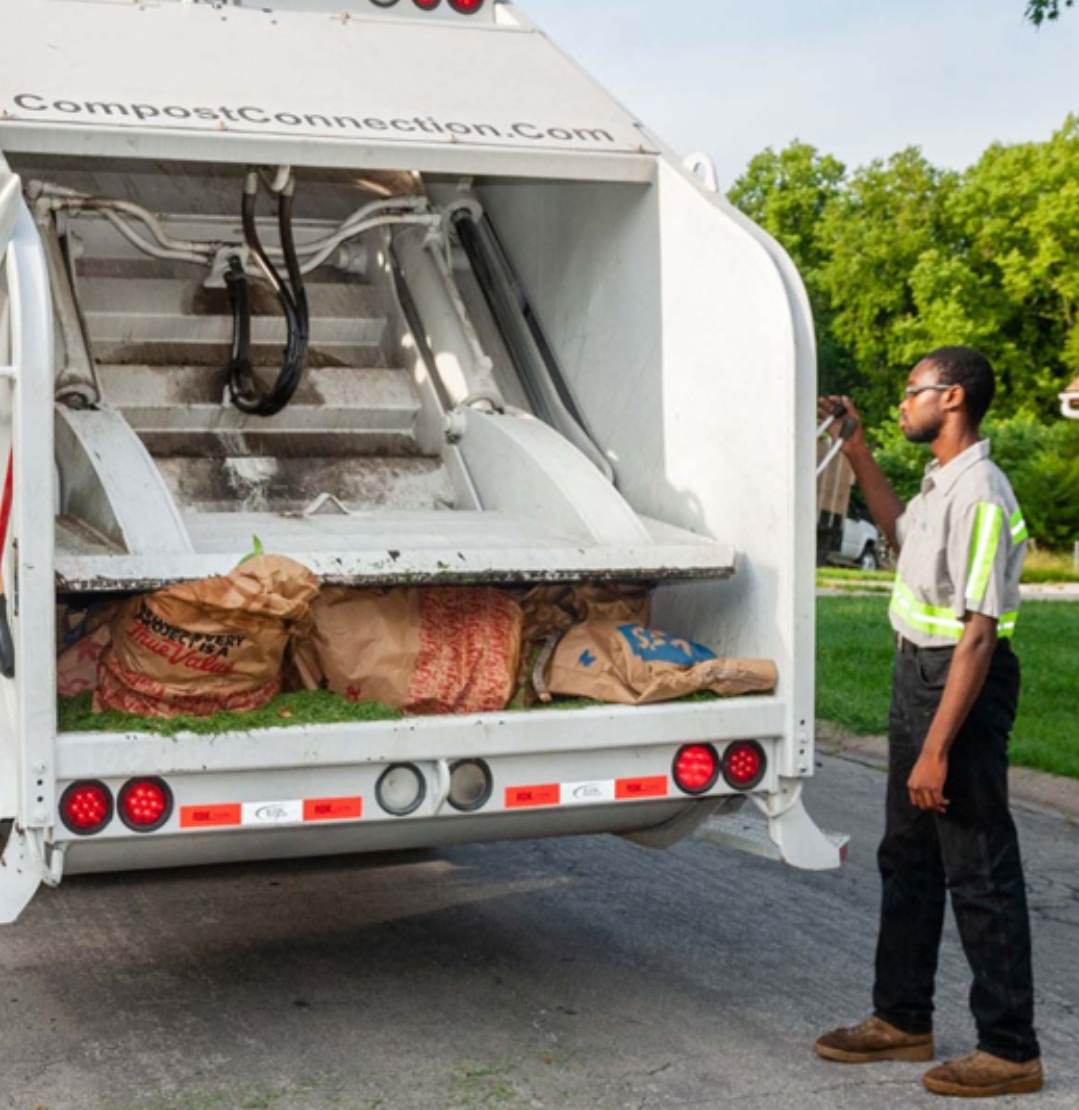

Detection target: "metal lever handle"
[816, 405, 859, 477]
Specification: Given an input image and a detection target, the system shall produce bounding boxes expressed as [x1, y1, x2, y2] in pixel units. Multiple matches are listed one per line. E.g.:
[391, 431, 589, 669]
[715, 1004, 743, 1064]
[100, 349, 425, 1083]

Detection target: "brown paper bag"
[513, 583, 652, 705]
[293, 586, 523, 715]
[541, 620, 777, 706]
[57, 602, 119, 697]
[518, 583, 652, 644]
[94, 555, 319, 718]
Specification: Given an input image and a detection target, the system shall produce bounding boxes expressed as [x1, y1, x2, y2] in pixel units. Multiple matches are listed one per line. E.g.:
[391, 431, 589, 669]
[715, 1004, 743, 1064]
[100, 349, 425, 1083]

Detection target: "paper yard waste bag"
[94, 555, 319, 718]
[292, 586, 524, 715]
[512, 583, 653, 706]
[57, 602, 119, 698]
[518, 583, 652, 644]
[58, 624, 112, 698]
[539, 620, 777, 705]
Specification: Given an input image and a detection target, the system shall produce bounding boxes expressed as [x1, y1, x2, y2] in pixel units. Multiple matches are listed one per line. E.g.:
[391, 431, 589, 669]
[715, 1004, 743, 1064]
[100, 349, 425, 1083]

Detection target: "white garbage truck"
[0, 0, 843, 925]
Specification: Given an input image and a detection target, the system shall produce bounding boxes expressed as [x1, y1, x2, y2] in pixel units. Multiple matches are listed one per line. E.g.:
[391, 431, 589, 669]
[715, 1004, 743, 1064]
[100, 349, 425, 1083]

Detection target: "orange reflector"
[505, 784, 560, 809]
[304, 797, 363, 822]
[616, 776, 669, 800]
[180, 804, 242, 829]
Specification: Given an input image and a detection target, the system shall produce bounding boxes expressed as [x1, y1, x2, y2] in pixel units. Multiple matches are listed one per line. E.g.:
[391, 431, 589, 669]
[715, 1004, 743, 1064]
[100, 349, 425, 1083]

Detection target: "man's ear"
[941, 383, 966, 415]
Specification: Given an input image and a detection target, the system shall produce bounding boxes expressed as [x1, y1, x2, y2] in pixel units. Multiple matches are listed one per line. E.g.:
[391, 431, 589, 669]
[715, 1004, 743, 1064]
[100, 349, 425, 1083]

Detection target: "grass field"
[817, 596, 1079, 780]
[818, 549, 1079, 589]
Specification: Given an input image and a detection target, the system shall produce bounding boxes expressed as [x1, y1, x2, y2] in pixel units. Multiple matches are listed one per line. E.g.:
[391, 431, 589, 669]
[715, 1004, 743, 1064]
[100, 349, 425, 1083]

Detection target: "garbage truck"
[0, 0, 845, 925]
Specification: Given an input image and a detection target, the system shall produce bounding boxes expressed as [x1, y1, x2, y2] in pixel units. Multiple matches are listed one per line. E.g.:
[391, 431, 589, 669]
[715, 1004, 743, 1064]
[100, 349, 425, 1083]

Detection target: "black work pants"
[872, 639, 1040, 1063]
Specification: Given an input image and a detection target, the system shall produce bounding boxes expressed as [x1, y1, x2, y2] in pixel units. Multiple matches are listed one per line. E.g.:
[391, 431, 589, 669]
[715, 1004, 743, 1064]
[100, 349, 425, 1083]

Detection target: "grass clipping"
[58, 689, 403, 736]
[58, 687, 723, 735]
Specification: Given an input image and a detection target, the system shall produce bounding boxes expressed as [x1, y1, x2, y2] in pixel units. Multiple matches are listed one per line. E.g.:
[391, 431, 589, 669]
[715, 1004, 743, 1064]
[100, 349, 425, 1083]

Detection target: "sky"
[519, 0, 1079, 187]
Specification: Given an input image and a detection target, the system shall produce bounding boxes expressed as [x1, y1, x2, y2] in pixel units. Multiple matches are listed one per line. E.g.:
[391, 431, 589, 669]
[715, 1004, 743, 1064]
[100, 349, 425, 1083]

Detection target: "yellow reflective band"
[967, 502, 1004, 605]
[890, 578, 964, 639]
[1010, 508, 1029, 544]
[999, 610, 1019, 639]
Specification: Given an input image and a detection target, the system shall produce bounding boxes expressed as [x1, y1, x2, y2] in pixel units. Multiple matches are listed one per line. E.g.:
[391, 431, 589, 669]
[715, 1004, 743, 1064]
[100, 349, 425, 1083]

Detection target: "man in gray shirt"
[814, 347, 1042, 1098]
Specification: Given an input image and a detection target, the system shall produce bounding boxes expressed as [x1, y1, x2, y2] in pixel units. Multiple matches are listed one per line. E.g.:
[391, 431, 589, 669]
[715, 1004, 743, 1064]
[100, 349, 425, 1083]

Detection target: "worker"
[814, 347, 1042, 1098]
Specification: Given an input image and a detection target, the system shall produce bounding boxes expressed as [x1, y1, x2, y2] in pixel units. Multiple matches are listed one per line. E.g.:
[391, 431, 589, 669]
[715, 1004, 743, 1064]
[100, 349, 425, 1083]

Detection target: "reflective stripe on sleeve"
[890, 578, 964, 640]
[966, 502, 1004, 605]
[1010, 508, 1029, 544]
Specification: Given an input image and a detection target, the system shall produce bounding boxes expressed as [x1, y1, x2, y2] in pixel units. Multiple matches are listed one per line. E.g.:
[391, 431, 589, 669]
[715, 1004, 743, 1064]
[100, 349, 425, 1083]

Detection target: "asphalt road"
[1, 752, 1076, 1110]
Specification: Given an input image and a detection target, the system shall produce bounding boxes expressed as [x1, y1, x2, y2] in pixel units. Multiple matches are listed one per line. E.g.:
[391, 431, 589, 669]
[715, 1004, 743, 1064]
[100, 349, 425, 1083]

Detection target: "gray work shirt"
[890, 439, 1027, 648]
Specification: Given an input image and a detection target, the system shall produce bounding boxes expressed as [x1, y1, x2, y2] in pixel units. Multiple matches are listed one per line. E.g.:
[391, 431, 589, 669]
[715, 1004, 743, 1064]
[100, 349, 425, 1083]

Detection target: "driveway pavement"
[0, 752, 1075, 1110]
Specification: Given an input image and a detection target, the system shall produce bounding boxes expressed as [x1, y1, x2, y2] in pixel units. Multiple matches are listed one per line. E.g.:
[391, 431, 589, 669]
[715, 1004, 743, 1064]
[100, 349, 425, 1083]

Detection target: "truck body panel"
[0, 0, 842, 924]
[0, 0, 655, 181]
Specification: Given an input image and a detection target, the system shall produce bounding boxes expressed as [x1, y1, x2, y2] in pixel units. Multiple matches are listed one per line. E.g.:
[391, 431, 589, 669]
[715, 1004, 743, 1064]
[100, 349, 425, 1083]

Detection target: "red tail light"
[723, 741, 766, 790]
[413, 0, 441, 8]
[673, 744, 720, 795]
[449, 0, 484, 12]
[118, 778, 173, 832]
[60, 781, 113, 835]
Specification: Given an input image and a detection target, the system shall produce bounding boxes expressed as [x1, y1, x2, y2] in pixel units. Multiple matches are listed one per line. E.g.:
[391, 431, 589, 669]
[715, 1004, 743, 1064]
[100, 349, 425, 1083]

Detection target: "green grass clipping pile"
[58, 687, 723, 736]
[58, 689, 403, 736]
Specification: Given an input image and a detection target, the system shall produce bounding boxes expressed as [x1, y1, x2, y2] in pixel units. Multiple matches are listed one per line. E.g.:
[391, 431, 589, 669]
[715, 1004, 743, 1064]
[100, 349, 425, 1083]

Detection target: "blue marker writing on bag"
[616, 624, 716, 665]
[578, 649, 597, 668]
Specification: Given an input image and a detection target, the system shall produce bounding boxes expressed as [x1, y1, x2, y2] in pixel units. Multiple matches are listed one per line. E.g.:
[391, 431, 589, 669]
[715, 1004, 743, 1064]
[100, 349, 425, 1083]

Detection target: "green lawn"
[817, 596, 1079, 780]
[818, 550, 1079, 588]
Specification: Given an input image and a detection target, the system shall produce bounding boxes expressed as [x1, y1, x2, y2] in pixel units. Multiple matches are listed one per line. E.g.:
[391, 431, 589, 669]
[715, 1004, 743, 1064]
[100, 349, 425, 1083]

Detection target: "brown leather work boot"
[815, 1016, 935, 1063]
[922, 1051, 1044, 1097]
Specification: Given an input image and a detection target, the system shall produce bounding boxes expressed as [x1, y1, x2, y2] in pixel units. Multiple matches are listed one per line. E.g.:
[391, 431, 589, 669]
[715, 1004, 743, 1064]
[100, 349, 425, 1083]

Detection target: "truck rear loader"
[0, 0, 844, 925]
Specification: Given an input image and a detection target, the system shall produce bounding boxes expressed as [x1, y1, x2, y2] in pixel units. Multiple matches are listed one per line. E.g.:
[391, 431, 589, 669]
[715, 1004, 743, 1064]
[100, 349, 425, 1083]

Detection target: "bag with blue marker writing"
[537, 620, 776, 706]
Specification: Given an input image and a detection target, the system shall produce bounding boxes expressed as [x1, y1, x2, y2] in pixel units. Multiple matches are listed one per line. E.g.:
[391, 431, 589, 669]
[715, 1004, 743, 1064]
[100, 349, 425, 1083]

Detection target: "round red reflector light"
[673, 744, 720, 795]
[118, 778, 173, 832]
[723, 741, 766, 790]
[413, 0, 441, 9]
[448, 0, 483, 13]
[60, 780, 113, 835]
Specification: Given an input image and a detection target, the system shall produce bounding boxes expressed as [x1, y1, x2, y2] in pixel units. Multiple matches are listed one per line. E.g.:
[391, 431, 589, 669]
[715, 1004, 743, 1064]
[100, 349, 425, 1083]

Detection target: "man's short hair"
[925, 346, 996, 424]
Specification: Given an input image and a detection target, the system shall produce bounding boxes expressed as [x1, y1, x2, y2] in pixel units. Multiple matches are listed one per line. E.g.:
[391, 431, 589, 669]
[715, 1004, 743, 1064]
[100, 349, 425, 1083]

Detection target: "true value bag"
[95, 555, 319, 718]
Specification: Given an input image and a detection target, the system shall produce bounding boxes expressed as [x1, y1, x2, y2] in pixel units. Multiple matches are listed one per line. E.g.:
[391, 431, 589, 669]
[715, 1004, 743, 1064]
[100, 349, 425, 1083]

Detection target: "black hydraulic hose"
[225, 256, 255, 405]
[451, 210, 589, 429]
[279, 187, 310, 353]
[227, 172, 310, 417]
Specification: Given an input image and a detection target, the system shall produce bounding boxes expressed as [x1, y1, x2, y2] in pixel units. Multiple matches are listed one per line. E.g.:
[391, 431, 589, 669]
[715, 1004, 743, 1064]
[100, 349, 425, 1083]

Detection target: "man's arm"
[906, 612, 999, 814]
[818, 396, 905, 552]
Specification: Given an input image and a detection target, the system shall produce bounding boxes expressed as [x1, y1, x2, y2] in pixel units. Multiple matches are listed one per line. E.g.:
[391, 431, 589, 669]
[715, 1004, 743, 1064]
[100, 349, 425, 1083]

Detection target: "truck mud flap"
[694, 796, 848, 871]
[0, 826, 46, 925]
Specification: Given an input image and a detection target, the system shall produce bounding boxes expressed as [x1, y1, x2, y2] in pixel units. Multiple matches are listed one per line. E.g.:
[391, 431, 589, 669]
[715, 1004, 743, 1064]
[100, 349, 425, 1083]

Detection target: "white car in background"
[832, 512, 882, 571]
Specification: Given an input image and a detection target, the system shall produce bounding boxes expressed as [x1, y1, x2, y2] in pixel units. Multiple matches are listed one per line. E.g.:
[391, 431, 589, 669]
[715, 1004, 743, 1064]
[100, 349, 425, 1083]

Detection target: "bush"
[869, 415, 1079, 551]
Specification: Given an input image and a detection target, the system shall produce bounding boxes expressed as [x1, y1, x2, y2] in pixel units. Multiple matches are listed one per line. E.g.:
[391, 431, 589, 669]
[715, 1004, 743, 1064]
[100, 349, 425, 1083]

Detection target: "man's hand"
[817, 393, 904, 552]
[817, 395, 866, 455]
[908, 613, 998, 816]
[908, 749, 949, 814]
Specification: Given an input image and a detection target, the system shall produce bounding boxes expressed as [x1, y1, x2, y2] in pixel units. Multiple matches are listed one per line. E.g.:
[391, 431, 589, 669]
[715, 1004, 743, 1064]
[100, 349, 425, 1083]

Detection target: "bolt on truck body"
[0, 0, 845, 925]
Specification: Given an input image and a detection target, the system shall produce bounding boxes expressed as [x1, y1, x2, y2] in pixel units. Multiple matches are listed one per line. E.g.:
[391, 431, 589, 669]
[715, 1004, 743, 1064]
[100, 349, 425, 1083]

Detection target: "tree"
[729, 120, 1079, 454]
[942, 117, 1079, 416]
[728, 142, 846, 280]
[1026, 0, 1073, 25]
[814, 149, 960, 429]
[728, 143, 854, 393]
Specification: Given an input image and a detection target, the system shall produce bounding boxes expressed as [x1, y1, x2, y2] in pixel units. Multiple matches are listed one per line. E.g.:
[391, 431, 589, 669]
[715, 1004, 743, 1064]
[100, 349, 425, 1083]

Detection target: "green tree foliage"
[878, 418, 1079, 549]
[1026, 0, 1073, 26]
[728, 118, 1079, 548]
[727, 143, 853, 391]
[727, 142, 846, 280]
[815, 150, 960, 428]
